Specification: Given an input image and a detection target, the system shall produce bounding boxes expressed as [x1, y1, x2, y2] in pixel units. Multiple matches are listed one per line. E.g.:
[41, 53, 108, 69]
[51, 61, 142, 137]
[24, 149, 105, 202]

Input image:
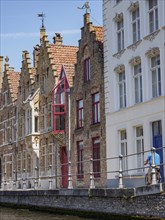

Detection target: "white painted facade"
[103, 0, 165, 187]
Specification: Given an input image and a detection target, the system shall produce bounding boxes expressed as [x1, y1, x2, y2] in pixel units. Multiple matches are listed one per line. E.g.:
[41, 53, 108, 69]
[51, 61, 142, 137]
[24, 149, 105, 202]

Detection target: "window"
[34, 116, 38, 132]
[118, 71, 126, 108]
[136, 126, 144, 172]
[22, 150, 27, 172]
[47, 103, 52, 128]
[42, 75, 46, 93]
[151, 55, 161, 97]
[47, 144, 53, 171]
[41, 144, 47, 173]
[77, 141, 84, 179]
[149, 0, 158, 33]
[84, 58, 90, 82]
[4, 154, 13, 178]
[93, 137, 100, 177]
[92, 93, 100, 124]
[26, 109, 32, 134]
[134, 63, 142, 103]
[11, 119, 15, 141]
[17, 151, 22, 174]
[27, 153, 32, 175]
[4, 122, 7, 144]
[21, 113, 25, 138]
[117, 18, 124, 51]
[53, 75, 67, 133]
[120, 130, 128, 173]
[77, 99, 84, 128]
[132, 7, 140, 43]
[3, 91, 8, 106]
[42, 106, 46, 130]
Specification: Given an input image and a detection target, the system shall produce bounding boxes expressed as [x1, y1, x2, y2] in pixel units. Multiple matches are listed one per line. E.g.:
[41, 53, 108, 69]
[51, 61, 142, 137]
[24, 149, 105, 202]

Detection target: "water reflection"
[0, 207, 94, 220]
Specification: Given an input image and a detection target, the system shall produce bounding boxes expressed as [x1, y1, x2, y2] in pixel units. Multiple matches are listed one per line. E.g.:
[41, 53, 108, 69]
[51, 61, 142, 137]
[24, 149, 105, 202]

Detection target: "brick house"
[37, 32, 78, 189]
[0, 12, 106, 190]
[0, 56, 20, 189]
[69, 13, 106, 188]
[16, 50, 40, 189]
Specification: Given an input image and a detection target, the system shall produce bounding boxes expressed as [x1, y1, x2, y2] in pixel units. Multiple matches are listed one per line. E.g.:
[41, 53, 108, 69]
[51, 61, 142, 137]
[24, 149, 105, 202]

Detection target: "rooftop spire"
[38, 13, 46, 43]
[77, 2, 91, 13]
[38, 12, 46, 28]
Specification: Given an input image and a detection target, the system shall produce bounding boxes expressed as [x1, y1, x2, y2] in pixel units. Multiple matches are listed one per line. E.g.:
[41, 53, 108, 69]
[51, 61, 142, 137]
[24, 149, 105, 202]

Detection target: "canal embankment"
[0, 183, 165, 219]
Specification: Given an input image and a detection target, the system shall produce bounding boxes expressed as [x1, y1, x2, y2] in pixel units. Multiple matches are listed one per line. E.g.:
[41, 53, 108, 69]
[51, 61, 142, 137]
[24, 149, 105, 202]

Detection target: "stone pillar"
[68, 161, 73, 189]
[49, 165, 52, 189]
[118, 155, 124, 189]
[89, 158, 95, 189]
[34, 166, 38, 189]
[151, 147, 157, 185]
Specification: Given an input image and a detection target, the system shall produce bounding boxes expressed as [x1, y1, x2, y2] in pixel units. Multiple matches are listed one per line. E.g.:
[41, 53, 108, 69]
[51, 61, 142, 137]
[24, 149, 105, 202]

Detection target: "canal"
[0, 206, 161, 220]
[0, 207, 95, 220]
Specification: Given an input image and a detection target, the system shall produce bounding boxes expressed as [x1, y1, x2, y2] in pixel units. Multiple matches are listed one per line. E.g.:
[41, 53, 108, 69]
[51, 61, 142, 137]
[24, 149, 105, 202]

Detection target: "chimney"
[84, 13, 90, 25]
[33, 45, 40, 68]
[53, 33, 63, 45]
[40, 27, 46, 43]
[0, 56, 3, 90]
[4, 56, 9, 72]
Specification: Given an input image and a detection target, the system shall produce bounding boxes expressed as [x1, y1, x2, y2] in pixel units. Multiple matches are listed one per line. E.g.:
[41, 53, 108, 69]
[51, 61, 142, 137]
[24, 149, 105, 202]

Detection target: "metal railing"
[1, 146, 164, 190]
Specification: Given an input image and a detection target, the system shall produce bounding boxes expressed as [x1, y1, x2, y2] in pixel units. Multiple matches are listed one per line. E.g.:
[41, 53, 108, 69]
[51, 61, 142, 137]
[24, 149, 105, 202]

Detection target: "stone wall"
[0, 184, 165, 219]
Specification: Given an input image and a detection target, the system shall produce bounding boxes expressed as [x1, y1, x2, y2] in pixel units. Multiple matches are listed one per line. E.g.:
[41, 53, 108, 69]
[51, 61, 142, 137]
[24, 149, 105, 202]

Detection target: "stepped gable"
[63, 64, 75, 87]
[7, 70, 20, 101]
[21, 51, 36, 84]
[93, 26, 103, 42]
[49, 44, 78, 78]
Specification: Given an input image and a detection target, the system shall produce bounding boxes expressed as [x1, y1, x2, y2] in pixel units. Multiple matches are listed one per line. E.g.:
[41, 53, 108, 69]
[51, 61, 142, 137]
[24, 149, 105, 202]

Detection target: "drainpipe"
[67, 91, 73, 189]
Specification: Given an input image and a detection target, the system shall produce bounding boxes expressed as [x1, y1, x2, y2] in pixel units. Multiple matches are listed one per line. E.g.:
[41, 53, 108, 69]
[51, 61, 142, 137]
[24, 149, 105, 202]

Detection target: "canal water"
[0, 207, 95, 220]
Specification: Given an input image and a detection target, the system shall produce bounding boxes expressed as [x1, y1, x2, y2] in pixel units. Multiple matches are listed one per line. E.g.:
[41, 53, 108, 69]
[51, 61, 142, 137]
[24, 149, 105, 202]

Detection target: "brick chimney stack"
[84, 13, 90, 25]
[4, 56, 9, 72]
[0, 56, 3, 91]
[53, 33, 63, 45]
[40, 27, 46, 43]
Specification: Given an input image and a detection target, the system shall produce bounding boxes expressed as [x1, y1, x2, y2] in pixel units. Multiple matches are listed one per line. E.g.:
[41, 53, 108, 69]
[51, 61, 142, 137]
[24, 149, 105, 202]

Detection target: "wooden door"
[61, 147, 68, 188]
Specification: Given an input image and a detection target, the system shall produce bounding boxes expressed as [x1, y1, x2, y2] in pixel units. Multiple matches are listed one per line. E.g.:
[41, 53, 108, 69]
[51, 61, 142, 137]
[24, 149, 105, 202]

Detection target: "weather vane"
[78, 2, 91, 13]
[38, 12, 46, 28]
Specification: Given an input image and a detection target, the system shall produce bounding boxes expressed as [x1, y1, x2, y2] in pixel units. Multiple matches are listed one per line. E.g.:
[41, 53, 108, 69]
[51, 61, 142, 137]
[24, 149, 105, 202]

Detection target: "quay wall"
[0, 184, 165, 219]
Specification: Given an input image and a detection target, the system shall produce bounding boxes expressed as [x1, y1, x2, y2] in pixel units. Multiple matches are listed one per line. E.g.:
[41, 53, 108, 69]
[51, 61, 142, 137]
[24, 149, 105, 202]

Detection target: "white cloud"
[0, 29, 80, 38]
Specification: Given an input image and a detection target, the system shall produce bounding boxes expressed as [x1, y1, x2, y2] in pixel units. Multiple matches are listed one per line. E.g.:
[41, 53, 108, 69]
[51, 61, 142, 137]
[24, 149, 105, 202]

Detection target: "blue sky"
[0, 0, 102, 71]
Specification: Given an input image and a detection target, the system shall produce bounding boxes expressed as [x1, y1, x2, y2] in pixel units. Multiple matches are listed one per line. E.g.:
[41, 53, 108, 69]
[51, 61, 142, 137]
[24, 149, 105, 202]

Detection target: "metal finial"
[77, 2, 91, 13]
[38, 12, 46, 28]
[5, 56, 9, 63]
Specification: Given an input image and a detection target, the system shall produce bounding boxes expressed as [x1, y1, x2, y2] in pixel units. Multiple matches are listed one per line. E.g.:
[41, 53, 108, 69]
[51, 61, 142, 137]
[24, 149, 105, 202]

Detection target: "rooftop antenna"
[77, 2, 91, 13]
[38, 12, 46, 28]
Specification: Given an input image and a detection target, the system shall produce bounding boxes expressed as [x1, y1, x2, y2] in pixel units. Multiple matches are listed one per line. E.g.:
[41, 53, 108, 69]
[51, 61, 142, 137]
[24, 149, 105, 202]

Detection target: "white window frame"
[135, 126, 144, 173]
[133, 63, 143, 103]
[120, 130, 128, 173]
[117, 18, 124, 52]
[132, 7, 140, 43]
[118, 71, 126, 108]
[151, 55, 161, 98]
[148, 0, 158, 33]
